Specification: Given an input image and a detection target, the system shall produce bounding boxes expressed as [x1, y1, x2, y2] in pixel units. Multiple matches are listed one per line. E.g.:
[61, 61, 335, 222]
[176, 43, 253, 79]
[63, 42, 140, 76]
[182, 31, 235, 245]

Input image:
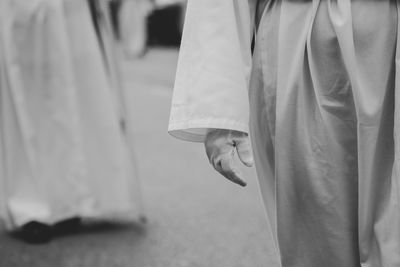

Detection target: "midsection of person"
[251, 0, 398, 266]
[169, 0, 400, 266]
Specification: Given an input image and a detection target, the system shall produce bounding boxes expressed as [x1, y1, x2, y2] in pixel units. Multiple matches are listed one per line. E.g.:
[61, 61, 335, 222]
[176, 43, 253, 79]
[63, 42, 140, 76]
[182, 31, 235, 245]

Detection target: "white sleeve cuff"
[168, 118, 249, 142]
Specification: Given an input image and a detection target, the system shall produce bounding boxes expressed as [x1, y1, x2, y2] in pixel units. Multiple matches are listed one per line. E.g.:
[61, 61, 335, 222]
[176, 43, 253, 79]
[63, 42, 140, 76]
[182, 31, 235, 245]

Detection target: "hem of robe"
[168, 118, 249, 142]
[2, 207, 143, 230]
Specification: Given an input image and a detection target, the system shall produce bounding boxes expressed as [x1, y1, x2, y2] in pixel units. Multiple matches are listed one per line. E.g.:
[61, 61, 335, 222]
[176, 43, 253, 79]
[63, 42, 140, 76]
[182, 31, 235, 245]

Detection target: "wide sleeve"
[168, 0, 256, 142]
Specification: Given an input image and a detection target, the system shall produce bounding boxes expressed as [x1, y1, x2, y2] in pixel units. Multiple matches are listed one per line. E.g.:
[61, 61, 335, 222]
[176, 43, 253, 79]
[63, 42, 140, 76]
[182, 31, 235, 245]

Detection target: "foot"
[54, 217, 82, 236]
[19, 221, 53, 244]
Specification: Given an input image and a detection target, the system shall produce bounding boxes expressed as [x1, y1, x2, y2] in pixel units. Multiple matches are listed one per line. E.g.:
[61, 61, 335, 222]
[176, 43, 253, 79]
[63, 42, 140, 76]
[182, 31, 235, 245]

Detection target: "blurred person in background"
[169, 0, 400, 266]
[0, 0, 142, 244]
[147, 0, 186, 47]
[118, 0, 187, 58]
[153, 0, 186, 31]
[118, 0, 154, 57]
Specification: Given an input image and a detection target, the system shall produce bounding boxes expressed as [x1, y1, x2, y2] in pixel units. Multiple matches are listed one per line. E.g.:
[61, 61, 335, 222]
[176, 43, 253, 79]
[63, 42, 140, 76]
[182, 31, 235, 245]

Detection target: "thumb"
[235, 136, 254, 167]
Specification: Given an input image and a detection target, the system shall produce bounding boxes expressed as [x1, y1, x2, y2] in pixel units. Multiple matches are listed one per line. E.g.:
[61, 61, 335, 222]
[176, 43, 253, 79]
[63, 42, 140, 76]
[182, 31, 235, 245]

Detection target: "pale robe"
[0, 0, 142, 230]
[119, 0, 153, 57]
[169, 0, 400, 266]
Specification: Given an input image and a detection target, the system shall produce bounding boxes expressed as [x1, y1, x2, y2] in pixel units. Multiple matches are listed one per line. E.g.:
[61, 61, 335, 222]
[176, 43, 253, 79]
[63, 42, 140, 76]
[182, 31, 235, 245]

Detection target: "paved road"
[0, 49, 276, 267]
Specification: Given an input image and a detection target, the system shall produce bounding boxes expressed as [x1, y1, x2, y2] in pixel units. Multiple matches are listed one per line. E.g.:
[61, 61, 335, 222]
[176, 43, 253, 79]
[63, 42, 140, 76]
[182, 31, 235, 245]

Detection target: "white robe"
[0, 0, 142, 229]
[169, 0, 400, 266]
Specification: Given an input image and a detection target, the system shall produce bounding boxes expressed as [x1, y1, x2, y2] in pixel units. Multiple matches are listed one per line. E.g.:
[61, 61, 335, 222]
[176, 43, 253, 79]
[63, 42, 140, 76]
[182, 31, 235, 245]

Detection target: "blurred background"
[0, 0, 273, 266]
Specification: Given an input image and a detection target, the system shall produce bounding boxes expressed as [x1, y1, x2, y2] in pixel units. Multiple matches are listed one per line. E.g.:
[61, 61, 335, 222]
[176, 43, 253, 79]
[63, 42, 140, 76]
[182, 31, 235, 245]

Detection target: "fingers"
[204, 129, 252, 187]
[204, 130, 233, 165]
[235, 136, 254, 167]
[215, 156, 247, 187]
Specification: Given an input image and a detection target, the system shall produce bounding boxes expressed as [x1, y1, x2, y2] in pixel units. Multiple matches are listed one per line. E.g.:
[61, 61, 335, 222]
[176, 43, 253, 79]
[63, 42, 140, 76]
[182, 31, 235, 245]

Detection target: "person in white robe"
[169, 0, 400, 266]
[0, 0, 143, 243]
[119, 0, 154, 57]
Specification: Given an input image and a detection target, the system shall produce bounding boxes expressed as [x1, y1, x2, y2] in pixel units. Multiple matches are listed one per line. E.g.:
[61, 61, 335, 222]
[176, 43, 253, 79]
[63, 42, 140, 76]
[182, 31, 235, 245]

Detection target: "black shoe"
[19, 221, 53, 244]
[54, 217, 82, 236]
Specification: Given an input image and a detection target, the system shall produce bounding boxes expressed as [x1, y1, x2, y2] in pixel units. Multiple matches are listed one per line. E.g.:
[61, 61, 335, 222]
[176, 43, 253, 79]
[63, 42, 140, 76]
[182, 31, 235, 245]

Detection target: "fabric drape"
[169, 0, 400, 266]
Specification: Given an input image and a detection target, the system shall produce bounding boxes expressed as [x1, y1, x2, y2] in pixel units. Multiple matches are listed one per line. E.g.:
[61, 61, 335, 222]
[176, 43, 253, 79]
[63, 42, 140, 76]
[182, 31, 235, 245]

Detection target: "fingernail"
[244, 161, 254, 167]
[238, 181, 247, 187]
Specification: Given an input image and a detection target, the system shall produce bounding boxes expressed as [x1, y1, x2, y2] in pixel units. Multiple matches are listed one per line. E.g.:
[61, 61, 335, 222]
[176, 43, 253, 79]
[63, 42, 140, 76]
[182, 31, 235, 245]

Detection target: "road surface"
[0, 48, 275, 267]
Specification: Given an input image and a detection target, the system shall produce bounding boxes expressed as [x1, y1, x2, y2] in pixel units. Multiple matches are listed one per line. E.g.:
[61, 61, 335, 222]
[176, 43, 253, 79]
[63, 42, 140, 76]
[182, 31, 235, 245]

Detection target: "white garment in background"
[0, 0, 142, 229]
[169, 0, 400, 266]
[119, 0, 153, 57]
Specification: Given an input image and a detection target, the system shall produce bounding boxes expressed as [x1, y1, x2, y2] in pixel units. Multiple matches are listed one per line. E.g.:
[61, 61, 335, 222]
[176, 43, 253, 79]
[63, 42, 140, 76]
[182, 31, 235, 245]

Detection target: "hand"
[204, 129, 254, 187]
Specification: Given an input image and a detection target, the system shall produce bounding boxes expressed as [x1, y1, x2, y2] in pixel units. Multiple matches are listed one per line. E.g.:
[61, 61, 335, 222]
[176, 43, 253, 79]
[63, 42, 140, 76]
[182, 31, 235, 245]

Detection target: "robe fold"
[169, 0, 400, 266]
[0, 0, 142, 229]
